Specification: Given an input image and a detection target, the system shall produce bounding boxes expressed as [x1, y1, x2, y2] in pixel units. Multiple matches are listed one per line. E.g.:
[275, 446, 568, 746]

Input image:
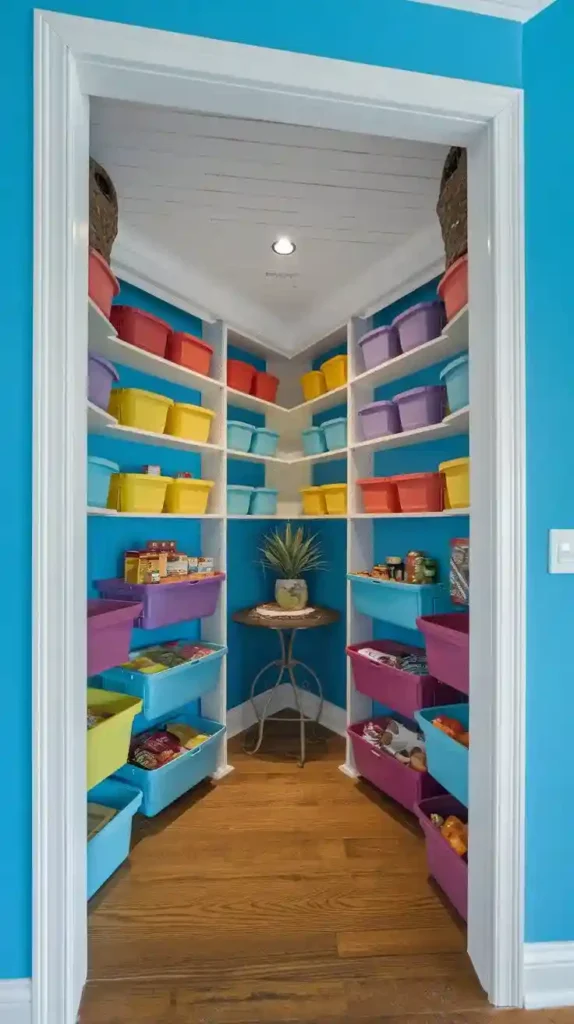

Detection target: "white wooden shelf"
[227, 514, 347, 521]
[226, 387, 289, 415]
[351, 508, 470, 519]
[351, 311, 468, 392]
[351, 405, 469, 454]
[88, 507, 223, 518]
[88, 412, 223, 455]
[445, 304, 468, 351]
[87, 401, 117, 431]
[227, 448, 292, 465]
[227, 446, 347, 465]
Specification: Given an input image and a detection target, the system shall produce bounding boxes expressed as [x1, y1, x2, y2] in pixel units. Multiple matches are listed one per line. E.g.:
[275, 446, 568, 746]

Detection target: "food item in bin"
[440, 815, 468, 857]
[166, 722, 208, 749]
[432, 714, 469, 746]
[430, 813, 445, 828]
[386, 556, 404, 581]
[423, 557, 438, 583]
[363, 719, 427, 771]
[450, 537, 469, 605]
[87, 708, 111, 729]
[358, 647, 402, 668]
[129, 729, 184, 770]
[406, 550, 426, 584]
[121, 642, 215, 674]
[409, 748, 427, 773]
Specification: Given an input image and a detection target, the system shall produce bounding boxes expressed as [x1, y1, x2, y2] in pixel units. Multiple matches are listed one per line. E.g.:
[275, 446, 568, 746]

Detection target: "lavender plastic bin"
[394, 385, 446, 432]
[87, 599, 143, 676]
[416, 613, 469, 695]
[348, 718, 444, 813]
[347, 640, 462, 721]
[88, 355, 119, 411]
[392, 301, 445, 353]
[416, 794, 468, 920]
[358, 325, 401, 372]
[358, 400, 401, 441]
[95, 574, 226, 630]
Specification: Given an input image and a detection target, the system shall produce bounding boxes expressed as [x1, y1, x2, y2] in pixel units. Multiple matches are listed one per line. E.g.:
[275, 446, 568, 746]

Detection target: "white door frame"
[33, 11, 525, 1021]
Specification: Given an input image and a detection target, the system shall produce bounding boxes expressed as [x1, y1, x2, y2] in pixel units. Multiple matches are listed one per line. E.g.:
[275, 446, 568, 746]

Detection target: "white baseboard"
[226, 687, 346, 739]
[0, 981, 31, 1024]
[524, 942, 574, 1009]
[293, 689, 347, 737]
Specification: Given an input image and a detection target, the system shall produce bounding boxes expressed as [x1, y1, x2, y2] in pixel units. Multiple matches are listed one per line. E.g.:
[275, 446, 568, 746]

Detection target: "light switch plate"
[549, 530, 574, 573]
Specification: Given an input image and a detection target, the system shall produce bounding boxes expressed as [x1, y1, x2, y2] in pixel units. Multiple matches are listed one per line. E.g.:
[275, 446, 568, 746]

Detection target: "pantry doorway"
[33, 11, 525, 1023]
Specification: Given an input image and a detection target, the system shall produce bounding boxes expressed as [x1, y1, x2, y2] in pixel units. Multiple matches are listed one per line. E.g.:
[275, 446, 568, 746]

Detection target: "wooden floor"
[84, 722, 568, 1023]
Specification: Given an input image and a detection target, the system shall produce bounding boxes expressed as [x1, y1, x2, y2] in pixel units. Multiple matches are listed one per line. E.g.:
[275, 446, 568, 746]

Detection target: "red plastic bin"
[394, 472, 443, 513]
[417, 613, 469, 695]
[166, 331, 213, 376]
[251, 370, 279, 403]
[89, 248, 119, 319]
[110, 306, 170, 358]
[348, 718, 444, 813]
[87, 599, 143, 677]
[347, 640, 460, 720]
[227, 359, 256, 394]
[357, 477, 399, 514]
[416, 794, 468, 920]
[438, 253, 468, 322]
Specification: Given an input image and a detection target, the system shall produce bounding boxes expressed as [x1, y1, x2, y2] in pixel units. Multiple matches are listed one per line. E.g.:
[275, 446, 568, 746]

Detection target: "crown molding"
[407, 0, 555, 22]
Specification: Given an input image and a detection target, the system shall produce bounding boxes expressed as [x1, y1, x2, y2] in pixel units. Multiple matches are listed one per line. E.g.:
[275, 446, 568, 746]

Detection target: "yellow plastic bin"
[322, 483, 347, 515]
[440, 457, 470, 509]
[301, 370, 326, 402]
[87, 688, 142, 790]
[321, 354, 348, 391]
[300, 486, 327, 516]
[164, 478, 214, 515]
[165, 402, 215, 443]
[109, 388, 173, 434]
[108, 473, 171, 513]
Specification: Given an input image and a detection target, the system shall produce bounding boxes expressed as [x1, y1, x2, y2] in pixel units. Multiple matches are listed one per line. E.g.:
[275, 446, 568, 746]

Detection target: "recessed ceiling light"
[272, 236, 296, 255]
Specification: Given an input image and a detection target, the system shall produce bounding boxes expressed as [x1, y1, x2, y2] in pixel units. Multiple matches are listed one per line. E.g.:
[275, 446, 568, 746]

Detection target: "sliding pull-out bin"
[96, 574, 225, 630]
[347, 718, 443, 814]
[87, 778, 142, 899]
[347, 640, 460, 720]
[347, 575, 450, 631]
[87, 599, 143, 677]
[416, 794, 468, 920]
[415, 703, 469, 806]
[87, 688, 143, 790]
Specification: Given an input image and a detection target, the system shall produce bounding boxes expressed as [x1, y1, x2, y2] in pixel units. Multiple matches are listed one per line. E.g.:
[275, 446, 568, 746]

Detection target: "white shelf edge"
[227, 448, 292, 464]
[226, 446, 347, 465]
[87, 401, 118, 430]
[226, 384, 347, 416]
[351, 405, 469, 454]
[227, 514, 347, 520]
[92, 416, 224, 454]
[351, 508, 470, 518]
[87, 507, 223, 518]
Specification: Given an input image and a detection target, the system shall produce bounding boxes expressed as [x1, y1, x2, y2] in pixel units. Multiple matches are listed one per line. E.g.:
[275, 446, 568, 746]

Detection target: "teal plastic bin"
[87, 778, 142, 898]
[227, 420, 255, 452]
[88, 456, 119, 508]
[114, 713, 225, 817]
[415, 703, 469, 806]
[250, 487, 278, 515]
[322, 417, 347, 451]
[251, 428, 279, 456]
[227, 485, 253, 515]
[440, 354, 469, 414]
[302, 427, 326, 456]
[347, 574, 450, 630]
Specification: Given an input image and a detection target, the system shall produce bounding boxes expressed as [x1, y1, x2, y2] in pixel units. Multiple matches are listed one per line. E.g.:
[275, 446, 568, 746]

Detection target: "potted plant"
[259, 522, 324, 611]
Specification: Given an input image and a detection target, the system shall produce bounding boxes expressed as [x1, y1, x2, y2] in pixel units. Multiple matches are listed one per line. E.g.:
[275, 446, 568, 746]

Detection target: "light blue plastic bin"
[115, 714, 225, 817]
[227, 485, 254, 515]
[347, 574, 451, 630]
[322, 417, 347, 452]
[88, 457, 119, 508]
[227, 420, 255, 453]
[440, 354, 469, 414]
[415, 703, 469, 806]
[100, 643, 227, 726]
[251, 488, 278, 515]
[87, 778, 142, 898]
[251, 428, 279, 456]
[302, 427, 326, 457]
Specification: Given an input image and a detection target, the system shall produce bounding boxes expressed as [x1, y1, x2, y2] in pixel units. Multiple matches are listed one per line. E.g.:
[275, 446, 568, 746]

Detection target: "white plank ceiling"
[91, 100, 447, 330]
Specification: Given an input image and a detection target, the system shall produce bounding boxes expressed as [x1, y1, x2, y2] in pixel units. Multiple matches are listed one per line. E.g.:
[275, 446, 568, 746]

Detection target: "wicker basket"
[90, 158, 118, 264]
[436, 147, 467, 269]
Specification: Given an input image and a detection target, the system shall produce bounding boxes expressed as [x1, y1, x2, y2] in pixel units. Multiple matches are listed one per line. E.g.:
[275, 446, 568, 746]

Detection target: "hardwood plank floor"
[83, 721, 567, 1023]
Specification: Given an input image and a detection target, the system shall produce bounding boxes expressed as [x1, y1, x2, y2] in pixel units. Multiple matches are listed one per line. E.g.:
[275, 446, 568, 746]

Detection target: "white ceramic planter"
[275, 578, 308, 611]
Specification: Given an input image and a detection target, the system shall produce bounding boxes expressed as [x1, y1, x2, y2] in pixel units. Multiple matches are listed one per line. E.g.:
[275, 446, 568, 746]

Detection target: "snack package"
[450, 537, 469, 605]
[129, 729, 183, 770]
[166, 723, 208, 749]
[432, 715, 468, 746]
[440, 815, 468, 857]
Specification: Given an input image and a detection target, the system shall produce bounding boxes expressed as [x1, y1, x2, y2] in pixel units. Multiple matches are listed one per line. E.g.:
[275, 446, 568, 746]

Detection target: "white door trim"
[33, 12, 526, 1019]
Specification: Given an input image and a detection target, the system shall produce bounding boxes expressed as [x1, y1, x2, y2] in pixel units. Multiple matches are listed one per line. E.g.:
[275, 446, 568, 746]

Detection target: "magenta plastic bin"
[392, 301, 445, 353]
[417, 613, 469, 695]
[358, 399, 401, 440]
[95, 574, 226, 630]
[88, 355, 119, 411]
[416, 794, 468, 920]
[358, 325, 400, 372]
[348, 717, 444, 814]
[87, 599, 143, 676]
[347, 640, 461, 720]
[394, 385, 446, 432]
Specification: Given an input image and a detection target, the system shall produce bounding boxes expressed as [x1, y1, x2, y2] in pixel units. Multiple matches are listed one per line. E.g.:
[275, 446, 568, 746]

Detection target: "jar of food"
[423, 557, 438, 583]
[405, 550, 425, 584]
[386, 556, 404, 582]
[372, 563, 391, 581]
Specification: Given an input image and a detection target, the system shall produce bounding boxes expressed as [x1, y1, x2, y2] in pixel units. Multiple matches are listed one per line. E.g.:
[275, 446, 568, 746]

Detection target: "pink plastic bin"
[348, 718, 444, 813]
[417, 613, 469, 695]
[87, 599, 143, 677]
[416, 794, 468, 920]
[358, 400, 401, 440]
[358, 325, 400, 371]
[347, 641, 459, 720]
[392, 301, 445, 352]
[394, 385, 446, 432]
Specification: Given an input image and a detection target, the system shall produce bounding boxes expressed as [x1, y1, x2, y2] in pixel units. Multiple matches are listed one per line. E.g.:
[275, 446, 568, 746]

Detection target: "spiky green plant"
[259, 522, 325, 579]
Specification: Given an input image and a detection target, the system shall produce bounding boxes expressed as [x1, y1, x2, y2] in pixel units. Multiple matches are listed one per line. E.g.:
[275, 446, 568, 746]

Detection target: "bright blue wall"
[2, 0, 521, 982]
[523, 0, 574, 944]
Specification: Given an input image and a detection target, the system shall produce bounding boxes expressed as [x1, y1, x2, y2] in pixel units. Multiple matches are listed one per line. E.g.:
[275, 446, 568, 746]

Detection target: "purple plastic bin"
[416, 795, 468, 920]
[417, 613, 469, 695]
[87, 599, 143, 676]
[348, 718, 444, 813]
[358, 325, 401, 372]
[88, 355, 119, 411]
[394, 385, 446, 432]
[358, 399, 401, 441]
[392, 301, 445, 353]
[95, 574, 226, 630]
[347, 640, 461, 720]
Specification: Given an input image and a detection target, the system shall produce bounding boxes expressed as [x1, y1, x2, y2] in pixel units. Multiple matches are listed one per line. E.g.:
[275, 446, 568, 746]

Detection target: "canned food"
[386, 556, 404, 582]
[423, 557, 438, 583]
[406, 550, 425, 584]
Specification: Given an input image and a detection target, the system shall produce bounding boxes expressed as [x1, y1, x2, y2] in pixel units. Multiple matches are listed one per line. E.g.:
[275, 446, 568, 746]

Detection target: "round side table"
[232, 603, 340, 766]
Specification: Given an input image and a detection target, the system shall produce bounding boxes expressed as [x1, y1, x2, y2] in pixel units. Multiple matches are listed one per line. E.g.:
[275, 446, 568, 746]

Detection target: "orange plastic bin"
[251, 371, 279, 403]
[228, 359, 256, 394]
[166, 331, 213, 376]
[394, 472, 443, 513]
[357, 478, 400, 514]
[438, 254, 468, 322]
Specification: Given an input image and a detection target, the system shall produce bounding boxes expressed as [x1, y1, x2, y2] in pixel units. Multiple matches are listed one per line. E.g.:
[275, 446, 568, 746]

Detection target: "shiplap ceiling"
[91, 100, 448, 344]
[408, 0, 555, 20]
